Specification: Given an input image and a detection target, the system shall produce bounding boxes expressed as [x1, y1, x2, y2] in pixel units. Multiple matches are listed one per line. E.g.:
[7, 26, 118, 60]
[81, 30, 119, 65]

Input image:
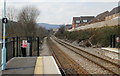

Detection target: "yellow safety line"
[34, 57, 43, 75]
[3, 36, 6, 39]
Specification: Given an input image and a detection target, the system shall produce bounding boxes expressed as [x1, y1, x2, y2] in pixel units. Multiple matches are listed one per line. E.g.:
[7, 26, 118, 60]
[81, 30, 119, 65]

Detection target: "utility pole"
[2, 0, 7, 70]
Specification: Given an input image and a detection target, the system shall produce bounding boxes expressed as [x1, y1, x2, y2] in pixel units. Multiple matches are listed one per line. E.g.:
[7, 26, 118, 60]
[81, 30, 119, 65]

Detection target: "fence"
[0, 36, 40, 63]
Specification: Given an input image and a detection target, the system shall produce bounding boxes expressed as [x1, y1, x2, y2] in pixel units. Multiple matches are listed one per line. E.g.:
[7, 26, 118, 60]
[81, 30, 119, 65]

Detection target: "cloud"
[0, 1, 119, 24]
[37, 2, 118, 24]
[0, 0, 119, 2]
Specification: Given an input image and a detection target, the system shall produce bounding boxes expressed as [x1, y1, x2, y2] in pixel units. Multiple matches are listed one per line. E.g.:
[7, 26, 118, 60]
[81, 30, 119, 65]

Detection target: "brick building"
[72, 16, 95, 29]
[65, 24, 72, 31]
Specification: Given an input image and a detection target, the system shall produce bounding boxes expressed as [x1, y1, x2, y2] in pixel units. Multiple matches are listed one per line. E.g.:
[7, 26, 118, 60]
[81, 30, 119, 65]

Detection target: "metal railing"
[0, 36, 40, 64]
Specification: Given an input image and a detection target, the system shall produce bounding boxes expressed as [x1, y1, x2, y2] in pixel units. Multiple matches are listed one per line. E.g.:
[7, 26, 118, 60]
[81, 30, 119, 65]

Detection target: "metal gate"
[6, 36, 40, 61]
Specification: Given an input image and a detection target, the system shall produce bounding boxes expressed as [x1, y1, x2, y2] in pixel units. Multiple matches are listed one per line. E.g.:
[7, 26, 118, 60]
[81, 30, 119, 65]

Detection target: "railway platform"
[1, 56, 61, 76]
[102, 48, 120, 54]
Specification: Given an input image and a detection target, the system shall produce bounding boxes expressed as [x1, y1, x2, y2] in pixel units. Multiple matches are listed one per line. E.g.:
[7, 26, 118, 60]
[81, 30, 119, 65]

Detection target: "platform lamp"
[2, 0, 7, 70]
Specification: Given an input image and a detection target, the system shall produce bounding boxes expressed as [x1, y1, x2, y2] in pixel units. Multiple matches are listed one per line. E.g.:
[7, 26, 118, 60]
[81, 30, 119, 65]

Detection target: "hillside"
[37, 23, 60, 29]
[56, 25, 120, 47]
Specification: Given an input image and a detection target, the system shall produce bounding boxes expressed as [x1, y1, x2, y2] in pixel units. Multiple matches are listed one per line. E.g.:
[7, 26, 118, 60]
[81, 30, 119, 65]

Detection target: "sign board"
[22, 40, 27, 48]
[116, 37, 120, 43]
[2, 18, 8, 23]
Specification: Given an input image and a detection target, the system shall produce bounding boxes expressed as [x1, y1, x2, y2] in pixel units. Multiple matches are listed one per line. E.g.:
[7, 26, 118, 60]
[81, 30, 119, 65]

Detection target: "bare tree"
[6, 6, 48, 39]
[17, 6, 40, 37]
[7, 7, 18, 21]
[36, 26, 48, 38]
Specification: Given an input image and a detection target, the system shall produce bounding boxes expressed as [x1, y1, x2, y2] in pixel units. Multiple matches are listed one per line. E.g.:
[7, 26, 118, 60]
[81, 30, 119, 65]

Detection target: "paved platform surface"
[2, 56, 61, 76]
[102, 48, 120, 54]
[40, 37, 51, 56]
[43, 56, 61, 74]
[2, 57, 36, 75]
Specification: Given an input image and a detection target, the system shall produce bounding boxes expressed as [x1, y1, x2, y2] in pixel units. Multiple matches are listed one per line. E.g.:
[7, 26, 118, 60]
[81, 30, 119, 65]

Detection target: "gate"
[6, 36, 40, 61]
[110, 35, 120, 48]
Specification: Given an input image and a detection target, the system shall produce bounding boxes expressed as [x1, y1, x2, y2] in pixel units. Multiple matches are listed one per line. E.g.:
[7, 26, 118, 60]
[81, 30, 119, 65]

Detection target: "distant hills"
[37, 23, 61, 29]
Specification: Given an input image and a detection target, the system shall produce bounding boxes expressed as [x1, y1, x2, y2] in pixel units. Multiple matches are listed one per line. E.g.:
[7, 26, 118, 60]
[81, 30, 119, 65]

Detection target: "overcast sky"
[0, 0, 120, 24]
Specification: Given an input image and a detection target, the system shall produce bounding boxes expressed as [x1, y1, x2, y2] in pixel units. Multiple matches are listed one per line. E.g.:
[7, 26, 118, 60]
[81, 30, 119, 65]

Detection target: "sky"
[0, 0, 120, 24]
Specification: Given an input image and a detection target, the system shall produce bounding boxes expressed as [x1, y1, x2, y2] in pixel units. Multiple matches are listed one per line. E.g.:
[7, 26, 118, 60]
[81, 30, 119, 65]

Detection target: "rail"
[52, 36, 120, 75]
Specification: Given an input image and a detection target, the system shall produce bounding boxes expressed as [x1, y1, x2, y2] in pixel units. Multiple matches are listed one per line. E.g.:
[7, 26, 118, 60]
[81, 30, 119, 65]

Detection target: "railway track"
[52, 36, 120, 75]
[47, 37, 88, 76]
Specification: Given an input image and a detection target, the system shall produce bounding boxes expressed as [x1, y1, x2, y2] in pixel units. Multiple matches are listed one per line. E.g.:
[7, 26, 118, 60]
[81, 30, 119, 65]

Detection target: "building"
[72, 16, 95, 29]
[72, 17, 81, 28]
[89, 11, 109, 24]
[65, 24, 72, 31]
[105, 6, 120, 20]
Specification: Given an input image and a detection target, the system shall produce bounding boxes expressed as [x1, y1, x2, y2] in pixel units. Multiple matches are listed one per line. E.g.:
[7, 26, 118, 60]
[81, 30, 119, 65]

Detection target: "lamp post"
[2, 0, 7, 70]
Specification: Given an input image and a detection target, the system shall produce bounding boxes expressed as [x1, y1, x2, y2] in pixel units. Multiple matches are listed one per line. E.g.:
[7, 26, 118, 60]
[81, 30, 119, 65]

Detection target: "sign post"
[2, 0, 7, 70]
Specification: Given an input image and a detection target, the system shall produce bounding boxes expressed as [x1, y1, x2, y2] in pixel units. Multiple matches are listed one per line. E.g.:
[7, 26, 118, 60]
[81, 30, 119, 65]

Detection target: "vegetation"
[55, 25, 120, 47]
[6, 6, 48, 39]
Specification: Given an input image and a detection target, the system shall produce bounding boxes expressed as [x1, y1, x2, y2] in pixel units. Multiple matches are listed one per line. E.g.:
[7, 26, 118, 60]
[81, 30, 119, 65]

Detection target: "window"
[76, 20, 80, 23]
[83, 19, 88, 23]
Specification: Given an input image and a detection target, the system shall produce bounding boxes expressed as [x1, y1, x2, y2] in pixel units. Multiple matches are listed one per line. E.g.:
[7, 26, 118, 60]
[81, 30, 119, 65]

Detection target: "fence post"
[12, 37, 15, 57]
[16, 36, 19, 57]
[28, 37, 32, 56]
[112, 35, 116, 48]
[110, 35, 112, 48]
[37, 37, 39, 56]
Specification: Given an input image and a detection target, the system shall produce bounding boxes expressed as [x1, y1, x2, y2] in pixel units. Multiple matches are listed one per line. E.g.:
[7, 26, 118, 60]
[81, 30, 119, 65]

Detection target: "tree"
[55, 25, 66, 38]
[7, 7, 18, 21]
[17, 6, 40, 37]
[36, 26, 48, 38]
[6, 6, 48, 39]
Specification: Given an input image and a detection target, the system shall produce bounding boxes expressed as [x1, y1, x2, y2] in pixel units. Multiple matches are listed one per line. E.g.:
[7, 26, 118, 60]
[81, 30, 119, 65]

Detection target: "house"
[72, 17, 81, 28]
[65, 24, 72, 31]
[80, 16, 95, 24]
[105, 6, 120, 20]
[72, 16, 95, 29]
[89, 11, 109, 24]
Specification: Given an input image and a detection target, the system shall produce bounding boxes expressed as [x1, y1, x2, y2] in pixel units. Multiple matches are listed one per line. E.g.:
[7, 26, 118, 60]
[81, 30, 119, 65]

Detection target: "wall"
[105, 13, 120, 20]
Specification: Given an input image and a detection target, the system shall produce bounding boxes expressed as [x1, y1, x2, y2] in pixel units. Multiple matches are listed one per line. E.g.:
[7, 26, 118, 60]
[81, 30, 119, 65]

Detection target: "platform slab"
[43, 56, 61, 75]
[34, 57, 43, 75]
[2, 57, 36, 75]
[40, 37, 51, 56]
[102, 48, 120, 53]
[2, 56, 61, 76]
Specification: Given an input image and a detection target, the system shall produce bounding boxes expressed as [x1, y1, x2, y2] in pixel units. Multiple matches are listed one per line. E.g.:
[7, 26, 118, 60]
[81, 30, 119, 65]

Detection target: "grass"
[55, 25, 120, 47]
